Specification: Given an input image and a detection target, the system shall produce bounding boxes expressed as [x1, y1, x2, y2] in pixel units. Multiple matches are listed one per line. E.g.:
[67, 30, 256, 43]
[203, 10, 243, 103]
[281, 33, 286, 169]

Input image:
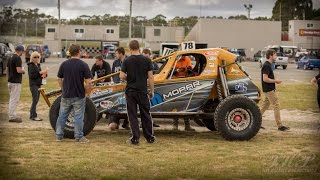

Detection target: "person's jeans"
[8, 82, 21, 120]
[55, 97, 86, 139]
[29, 85, 40, 119]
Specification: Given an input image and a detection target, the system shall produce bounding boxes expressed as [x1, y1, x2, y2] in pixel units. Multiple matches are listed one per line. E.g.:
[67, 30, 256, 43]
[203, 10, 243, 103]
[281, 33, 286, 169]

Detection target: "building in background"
[186, 18, 282, 58]
[145, 26, 185, 52]
[288, 20, 320, 50]
[44, 24, 120, 56]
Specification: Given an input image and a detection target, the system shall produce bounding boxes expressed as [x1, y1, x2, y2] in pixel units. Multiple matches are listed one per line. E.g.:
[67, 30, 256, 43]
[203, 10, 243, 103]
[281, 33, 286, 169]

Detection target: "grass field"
[0, 76, 319, 179]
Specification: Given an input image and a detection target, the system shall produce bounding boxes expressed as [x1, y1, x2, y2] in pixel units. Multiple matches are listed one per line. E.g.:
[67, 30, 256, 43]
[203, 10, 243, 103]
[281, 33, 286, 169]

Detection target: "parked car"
[296, 55, 320, 70]
[42, 45, 51, 58]
[259, 50, 288, 69]
[102, 44, 116, 58]
[253, 50, 262, 62]
[228, 48, 246, 63]
[0, 42, 14, 75]
[25, 44, 45, 63]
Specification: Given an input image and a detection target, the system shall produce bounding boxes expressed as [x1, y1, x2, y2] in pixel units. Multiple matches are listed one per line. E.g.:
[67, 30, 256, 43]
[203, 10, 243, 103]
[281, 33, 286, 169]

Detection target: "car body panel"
[296, 56, 320, 69]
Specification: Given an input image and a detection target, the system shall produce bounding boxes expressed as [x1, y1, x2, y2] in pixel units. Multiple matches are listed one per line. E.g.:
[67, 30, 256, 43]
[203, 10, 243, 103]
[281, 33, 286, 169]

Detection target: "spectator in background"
[311, 69, 320, 109]
[110, 47, 129, 130]
[142, 48, 159, 74]
[91, 55, 111, 83]
[56, 44, 92, 143]
[27, 51, 48, 121]
[112, 47, 126, 83]
[6, 45, 25, 123]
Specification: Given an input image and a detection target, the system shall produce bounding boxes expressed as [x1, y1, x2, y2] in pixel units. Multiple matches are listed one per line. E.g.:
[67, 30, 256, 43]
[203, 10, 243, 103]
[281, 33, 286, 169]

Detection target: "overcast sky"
[2, 0, 320, 20]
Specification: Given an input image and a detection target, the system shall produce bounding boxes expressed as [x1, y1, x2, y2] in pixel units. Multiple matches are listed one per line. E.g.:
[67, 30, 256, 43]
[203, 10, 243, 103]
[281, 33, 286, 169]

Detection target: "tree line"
[0, 0, 319, 38]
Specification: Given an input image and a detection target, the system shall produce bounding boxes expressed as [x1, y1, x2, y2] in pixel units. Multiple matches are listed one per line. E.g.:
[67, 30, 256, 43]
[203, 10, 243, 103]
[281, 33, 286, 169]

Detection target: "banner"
[299, 29, 320, 37]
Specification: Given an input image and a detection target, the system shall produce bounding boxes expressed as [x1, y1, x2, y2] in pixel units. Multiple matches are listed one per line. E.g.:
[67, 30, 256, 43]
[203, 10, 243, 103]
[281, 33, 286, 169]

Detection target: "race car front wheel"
[214, 95, 261, 141]
[49, 96, 97, 139]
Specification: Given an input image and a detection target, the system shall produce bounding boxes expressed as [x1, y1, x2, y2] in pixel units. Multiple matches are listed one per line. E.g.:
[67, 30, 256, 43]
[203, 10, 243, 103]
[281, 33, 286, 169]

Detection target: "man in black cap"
[7, 45, 25, 123]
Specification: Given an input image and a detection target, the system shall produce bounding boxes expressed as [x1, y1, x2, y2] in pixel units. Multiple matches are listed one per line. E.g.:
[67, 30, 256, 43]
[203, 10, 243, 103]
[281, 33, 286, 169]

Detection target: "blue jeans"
[55, 97, 86, 139]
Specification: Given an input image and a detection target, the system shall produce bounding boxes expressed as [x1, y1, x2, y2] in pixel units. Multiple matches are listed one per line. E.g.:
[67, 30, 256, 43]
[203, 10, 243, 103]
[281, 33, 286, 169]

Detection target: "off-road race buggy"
[39, 48, 262, 141]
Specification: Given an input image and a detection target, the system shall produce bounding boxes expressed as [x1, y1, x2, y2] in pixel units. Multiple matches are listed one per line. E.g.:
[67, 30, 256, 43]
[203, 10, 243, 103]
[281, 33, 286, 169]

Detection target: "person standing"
[91, 54, 111, 83]
[111, 47, 129, 129]
[55, 44, 92, 143]
[112, 47, 126, 83]
[260, 49, 289, 131]
[311, 69, 320, 109]
[6, 45, 25, 123]
[142, 48, 159, 74]
[27, 51, 48, 121]
[120, 40, 156, 145]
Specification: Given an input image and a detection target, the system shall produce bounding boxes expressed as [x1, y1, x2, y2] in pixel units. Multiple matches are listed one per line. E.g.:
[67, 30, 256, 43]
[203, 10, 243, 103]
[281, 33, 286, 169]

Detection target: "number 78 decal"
[181, 41, 195, 51]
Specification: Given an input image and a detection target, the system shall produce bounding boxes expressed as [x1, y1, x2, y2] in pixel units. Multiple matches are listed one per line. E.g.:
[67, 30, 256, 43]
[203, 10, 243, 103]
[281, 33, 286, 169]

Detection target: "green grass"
[0, 76, 319, 179]
[0, 128, 319, 179]
[1, 77, 318, 111]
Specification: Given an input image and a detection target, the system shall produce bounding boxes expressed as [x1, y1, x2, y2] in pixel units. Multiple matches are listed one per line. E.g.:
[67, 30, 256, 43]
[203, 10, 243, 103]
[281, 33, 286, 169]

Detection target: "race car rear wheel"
[49, 96, 97, 139]
[214, 95, 261, 141]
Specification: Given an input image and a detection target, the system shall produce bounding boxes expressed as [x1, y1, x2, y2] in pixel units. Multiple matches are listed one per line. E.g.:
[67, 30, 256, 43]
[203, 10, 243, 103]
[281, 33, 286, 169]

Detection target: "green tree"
[272, 0, 313, 31]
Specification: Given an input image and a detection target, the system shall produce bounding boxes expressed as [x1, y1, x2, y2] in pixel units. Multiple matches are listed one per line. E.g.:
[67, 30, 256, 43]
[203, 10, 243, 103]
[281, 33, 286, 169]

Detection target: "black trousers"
[30, 85, 40, 119]
[126, 91, 154, 141]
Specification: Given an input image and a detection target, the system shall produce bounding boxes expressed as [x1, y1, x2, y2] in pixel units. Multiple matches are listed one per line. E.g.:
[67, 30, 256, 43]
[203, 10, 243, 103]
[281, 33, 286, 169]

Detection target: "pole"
[24, 19, 26, 37]
[129, 0, 132, 40]
[58, 0, 61, 57]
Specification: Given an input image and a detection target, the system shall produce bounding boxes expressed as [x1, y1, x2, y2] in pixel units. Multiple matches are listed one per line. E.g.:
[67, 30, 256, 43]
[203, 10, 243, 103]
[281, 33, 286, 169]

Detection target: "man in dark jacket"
[91, 55, 111, 83]
[112, 47, 126, 83]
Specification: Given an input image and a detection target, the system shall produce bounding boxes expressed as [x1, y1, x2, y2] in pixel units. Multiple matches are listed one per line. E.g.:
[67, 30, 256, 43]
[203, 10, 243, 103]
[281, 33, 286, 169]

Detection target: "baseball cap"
[15, 45, 24, 52]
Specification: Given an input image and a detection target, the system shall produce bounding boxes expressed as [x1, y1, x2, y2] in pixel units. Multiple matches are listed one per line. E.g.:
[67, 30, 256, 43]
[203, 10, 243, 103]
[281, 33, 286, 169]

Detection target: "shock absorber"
[216, 79, 223, 102]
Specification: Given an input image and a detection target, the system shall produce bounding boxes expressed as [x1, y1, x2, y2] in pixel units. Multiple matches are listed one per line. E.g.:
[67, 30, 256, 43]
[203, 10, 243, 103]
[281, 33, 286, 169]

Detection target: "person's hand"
[149, 91, 154, 99]
[275, 79, 282, 84]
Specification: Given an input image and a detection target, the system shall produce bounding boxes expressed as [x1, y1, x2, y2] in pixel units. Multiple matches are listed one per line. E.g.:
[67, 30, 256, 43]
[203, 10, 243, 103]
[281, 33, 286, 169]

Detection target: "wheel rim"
[227, 108, 251, 131]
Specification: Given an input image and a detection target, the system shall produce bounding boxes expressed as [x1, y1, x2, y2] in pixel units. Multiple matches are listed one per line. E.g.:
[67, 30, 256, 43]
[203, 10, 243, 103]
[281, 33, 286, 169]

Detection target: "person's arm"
[84, 78, 92, 94]
[16, 67, 25, 74]
[311, 77, 317, 86]
[91, 65, 96, 78]
[28, 64, 41, 79]
[119, 71, 127, 80]
[148, 70, 154, 98]
[57, 78, 63, 89]
[262, 74, 282, 84]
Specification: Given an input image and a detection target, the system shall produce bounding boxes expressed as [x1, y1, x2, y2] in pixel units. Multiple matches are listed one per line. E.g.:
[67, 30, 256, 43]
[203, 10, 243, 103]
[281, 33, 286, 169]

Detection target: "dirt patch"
[0, 102, 319, 135]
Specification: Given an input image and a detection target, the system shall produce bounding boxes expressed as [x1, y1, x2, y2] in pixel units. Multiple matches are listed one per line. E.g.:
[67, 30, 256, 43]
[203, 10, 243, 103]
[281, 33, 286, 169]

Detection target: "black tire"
[275, 65, 278, 69]
[49, 96, 97, 139]
[282, 65, 287, 69]
[201, 118, 217, 131]
[214, 95, 261, 141]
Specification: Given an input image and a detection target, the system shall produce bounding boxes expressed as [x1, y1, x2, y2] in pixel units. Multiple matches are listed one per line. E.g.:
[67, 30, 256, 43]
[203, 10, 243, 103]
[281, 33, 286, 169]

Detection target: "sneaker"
[9, 118, 22, 123]
[76, 137, 89, 143]
[56, 137, 63, 142]
[147, 137, 157, 144]
[278, 126, 290, 131]
[127, 138, 139, 145]
[153, 123, 160, 127]
[31, 117, 42, 121]
[260, 126, 266, 129]
[122, 123, 130, 130]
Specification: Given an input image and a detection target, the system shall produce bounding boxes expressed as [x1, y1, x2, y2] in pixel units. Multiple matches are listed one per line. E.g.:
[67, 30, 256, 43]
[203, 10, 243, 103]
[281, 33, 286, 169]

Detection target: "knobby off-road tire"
[49, 96, 97, 139]
[214, 95, 261, 141]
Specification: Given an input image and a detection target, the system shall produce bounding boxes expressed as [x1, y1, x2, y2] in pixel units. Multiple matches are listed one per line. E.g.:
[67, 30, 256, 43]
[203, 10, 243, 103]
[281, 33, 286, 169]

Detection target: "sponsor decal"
[229, 67, 241, 74]
[205, 51, 218, 56]
[235, 82, 248, 93]
[100, 100, 114, 109]
[208, 56, 216, 61]
[209, 63, 214, 67]
[150, 93, 163, 106]
[163, 81, 201, 100]
[299, 29, 320, 37]
[91, 89, 112, 96]
[202, 70, 213, 75]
